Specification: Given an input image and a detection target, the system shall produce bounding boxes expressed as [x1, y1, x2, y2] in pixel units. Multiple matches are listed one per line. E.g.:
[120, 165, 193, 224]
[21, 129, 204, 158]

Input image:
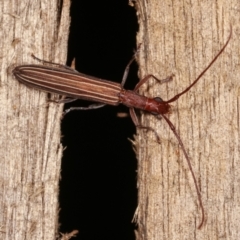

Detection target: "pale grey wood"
[134, 0, 239, 239]
[0, 0, 71, 239]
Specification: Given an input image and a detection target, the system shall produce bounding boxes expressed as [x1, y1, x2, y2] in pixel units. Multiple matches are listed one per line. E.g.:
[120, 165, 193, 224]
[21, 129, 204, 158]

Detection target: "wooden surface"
[0, 0, 70, 239]
[134, 0, 239, 239]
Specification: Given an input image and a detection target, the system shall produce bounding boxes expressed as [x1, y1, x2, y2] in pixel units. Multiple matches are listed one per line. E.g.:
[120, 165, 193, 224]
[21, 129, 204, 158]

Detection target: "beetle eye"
[154, 97, 163, 102]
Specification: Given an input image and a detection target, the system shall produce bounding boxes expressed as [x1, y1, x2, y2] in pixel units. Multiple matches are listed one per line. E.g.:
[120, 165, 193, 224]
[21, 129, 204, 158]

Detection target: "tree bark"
[134, 0, 239, 239]
[0, 0, 71, 239]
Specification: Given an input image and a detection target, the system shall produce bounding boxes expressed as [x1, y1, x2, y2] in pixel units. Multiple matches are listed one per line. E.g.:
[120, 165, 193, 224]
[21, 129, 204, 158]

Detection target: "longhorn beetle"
[13, 27, 231, 229]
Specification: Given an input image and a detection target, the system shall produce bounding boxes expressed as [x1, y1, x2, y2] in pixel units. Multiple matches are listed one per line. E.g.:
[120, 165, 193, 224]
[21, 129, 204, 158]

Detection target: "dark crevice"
[59, 1, 139, 240]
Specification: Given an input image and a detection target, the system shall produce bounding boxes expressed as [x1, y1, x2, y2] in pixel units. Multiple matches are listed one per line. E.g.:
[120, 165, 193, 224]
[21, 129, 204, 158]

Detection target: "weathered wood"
[0, 0, 70, 239]
[134, 0, 239, 239]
